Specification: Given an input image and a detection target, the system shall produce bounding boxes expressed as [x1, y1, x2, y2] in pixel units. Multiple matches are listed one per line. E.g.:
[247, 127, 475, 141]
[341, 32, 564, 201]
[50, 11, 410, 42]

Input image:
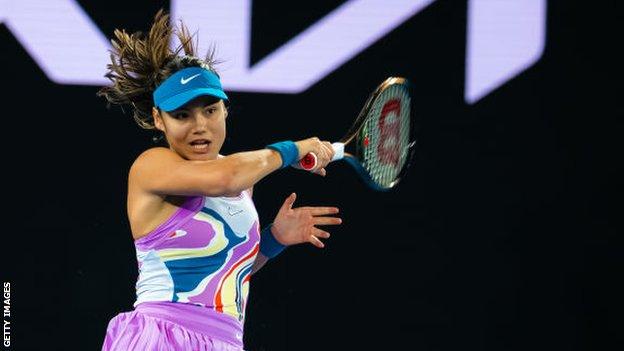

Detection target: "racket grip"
[294, 142, 345, 171]
[299, 153, 317, 171]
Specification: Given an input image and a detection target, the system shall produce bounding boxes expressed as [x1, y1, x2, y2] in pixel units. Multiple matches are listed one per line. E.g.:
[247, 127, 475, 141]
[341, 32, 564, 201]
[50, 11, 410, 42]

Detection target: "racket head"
[342, 77, 416, 191]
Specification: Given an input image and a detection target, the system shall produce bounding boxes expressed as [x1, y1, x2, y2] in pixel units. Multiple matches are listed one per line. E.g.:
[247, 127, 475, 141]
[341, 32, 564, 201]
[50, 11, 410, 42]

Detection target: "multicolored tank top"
[133, 191, 260, 323]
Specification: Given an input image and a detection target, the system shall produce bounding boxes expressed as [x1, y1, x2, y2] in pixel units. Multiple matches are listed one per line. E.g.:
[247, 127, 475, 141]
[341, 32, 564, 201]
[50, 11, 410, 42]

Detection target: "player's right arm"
[129, 138, 333, 197]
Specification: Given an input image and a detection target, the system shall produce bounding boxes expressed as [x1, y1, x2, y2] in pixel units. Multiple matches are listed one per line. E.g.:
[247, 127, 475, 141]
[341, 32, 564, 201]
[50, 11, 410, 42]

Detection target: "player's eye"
[173, 112, 188, 119]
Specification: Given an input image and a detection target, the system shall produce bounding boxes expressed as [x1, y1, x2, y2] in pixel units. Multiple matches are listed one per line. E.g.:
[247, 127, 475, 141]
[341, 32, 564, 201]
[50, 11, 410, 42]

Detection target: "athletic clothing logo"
[227, 206, 244, 216]
[180, 73, 201, 85]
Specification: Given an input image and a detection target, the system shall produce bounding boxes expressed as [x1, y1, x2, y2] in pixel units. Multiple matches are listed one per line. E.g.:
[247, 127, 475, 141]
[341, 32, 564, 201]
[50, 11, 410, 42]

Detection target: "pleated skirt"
[102, 301, 245, 351]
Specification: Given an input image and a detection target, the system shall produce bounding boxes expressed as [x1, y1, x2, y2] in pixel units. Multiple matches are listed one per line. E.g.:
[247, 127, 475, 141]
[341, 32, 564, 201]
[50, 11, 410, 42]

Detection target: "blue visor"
[153, 67, 228, 111]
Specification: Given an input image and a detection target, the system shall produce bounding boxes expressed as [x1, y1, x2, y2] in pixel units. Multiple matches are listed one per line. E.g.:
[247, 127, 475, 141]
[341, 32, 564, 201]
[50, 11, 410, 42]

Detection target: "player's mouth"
[189, 139, 211, 152]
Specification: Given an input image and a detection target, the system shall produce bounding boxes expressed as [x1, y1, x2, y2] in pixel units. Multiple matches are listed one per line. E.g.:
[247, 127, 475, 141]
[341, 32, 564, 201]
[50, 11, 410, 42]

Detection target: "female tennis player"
[98, 11, 342, 350]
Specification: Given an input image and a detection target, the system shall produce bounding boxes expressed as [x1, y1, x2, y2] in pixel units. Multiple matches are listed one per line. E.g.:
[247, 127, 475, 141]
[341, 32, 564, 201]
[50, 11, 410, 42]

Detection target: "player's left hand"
[271, 192, 342, 248]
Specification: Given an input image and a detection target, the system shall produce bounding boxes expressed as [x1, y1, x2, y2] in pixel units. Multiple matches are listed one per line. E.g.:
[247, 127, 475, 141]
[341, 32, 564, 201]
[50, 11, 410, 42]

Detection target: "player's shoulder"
[136, 147, 178, 162]
[130, 147, 178, 174]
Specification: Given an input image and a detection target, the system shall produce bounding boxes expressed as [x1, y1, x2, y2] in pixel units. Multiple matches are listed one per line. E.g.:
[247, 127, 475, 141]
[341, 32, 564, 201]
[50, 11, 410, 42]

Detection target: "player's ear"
[153, 107, 165, 131]
[222, 100, 229, 119]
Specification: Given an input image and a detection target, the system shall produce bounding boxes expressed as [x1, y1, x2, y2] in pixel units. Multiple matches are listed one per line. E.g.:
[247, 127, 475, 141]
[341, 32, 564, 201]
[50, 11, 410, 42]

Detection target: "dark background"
[1, 1, 621, 350]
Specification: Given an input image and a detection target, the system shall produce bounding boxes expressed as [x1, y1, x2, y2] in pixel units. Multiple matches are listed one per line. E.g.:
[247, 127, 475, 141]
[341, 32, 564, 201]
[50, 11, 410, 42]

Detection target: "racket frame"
[340, 77, 417, 191]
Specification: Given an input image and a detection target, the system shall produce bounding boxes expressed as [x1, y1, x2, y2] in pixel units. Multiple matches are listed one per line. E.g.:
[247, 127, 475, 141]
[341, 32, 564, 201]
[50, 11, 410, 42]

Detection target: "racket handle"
[295, 142, 344, 171]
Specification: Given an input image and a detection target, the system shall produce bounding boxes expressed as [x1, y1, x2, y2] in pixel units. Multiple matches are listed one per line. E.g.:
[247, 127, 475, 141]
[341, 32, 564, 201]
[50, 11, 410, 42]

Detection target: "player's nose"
[192, 112, 210, 129]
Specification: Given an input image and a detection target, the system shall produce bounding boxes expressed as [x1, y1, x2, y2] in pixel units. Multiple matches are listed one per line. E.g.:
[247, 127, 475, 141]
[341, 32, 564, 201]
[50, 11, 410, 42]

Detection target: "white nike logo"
[228, 206, 243, 216]
[180, 73, 201, 84]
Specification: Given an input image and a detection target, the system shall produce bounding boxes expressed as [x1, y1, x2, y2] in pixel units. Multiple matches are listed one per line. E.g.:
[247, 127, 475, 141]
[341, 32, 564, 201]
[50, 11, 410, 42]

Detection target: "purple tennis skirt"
[102, 301, 245, 350]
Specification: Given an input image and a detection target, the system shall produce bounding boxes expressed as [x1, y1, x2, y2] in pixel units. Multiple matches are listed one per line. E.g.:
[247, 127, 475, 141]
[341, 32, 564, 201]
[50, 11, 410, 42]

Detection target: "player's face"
[153, 95, 227, 161]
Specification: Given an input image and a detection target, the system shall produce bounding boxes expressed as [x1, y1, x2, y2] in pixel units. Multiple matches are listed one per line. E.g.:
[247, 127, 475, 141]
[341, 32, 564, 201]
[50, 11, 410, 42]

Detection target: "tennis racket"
[294, 77, 416, 191]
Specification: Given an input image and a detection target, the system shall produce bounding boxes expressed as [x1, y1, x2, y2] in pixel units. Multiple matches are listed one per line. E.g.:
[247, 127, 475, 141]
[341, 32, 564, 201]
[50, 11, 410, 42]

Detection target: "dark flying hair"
[97, 9, 220, 130]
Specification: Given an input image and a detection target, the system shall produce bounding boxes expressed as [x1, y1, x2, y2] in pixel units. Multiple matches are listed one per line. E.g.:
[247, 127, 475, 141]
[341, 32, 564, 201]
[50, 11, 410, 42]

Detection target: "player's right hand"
[294, 137, 335, 176]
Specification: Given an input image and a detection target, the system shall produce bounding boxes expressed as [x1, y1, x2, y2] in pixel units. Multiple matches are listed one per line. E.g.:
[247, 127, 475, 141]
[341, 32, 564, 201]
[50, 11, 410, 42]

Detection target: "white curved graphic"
[2, 0, 547, 104]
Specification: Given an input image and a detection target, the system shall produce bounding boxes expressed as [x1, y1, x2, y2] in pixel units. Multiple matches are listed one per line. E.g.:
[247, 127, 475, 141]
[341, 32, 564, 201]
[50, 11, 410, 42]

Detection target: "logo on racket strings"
[377, 99, 402, 167]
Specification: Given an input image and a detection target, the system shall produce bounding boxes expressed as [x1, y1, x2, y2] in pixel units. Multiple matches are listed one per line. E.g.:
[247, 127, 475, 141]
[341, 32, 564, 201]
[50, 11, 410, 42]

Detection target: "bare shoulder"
[128, 147, 230, 197]
[129, 147, 179, 182]
[127, 148, 176, 238]
[131, 147, 178, 171]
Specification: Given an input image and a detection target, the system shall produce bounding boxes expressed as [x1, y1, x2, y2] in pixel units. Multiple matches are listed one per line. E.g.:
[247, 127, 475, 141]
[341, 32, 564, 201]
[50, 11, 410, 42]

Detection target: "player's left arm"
[251, 192, 342, 275]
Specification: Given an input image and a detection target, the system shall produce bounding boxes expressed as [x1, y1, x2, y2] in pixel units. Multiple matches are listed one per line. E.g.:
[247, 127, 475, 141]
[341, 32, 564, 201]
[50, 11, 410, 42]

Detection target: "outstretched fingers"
[313, 228, 331, 239]
[309, 235, 326, 248]
[313, 216, 342, 226]
[300, 207, 340, 216]
[278, 192, 297, 214]
[308, 219, 337, 249]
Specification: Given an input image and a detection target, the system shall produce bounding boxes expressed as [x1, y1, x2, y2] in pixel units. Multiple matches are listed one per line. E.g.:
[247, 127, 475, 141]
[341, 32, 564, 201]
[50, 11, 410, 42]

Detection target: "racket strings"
[358, 84, 411, 188]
